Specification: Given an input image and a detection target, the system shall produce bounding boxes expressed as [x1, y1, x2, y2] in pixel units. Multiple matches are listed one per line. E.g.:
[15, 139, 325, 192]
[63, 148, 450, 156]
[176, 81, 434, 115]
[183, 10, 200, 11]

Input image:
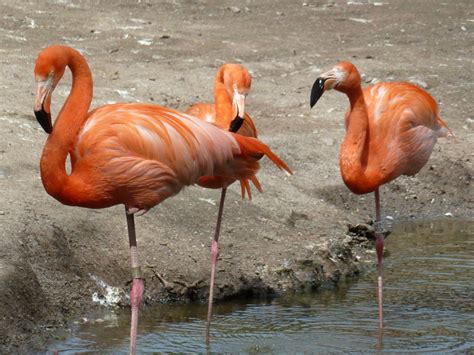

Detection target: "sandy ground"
[0, 0, 472, 351]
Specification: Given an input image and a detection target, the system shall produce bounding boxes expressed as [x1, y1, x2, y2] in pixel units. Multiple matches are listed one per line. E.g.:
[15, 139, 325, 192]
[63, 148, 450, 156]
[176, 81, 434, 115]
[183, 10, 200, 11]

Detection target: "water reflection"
[50, 219, 473, 353]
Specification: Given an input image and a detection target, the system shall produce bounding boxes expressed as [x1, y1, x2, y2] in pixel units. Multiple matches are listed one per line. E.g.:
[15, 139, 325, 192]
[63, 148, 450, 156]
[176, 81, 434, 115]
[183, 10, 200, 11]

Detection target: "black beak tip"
[310, 78, 326, 108]
[227, 104, 245, 132]
[229, 114, 244, 133]
[34, 109, 53, 134]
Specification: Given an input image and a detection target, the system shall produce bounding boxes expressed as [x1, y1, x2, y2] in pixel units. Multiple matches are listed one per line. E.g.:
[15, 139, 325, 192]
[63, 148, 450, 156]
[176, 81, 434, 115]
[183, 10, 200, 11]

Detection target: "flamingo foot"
[129, 277, 144, 355]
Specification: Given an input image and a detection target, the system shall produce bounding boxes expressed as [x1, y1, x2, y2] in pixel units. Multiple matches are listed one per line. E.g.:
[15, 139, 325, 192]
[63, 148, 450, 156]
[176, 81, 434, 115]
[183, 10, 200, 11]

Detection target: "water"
[50, 219, 473, 353]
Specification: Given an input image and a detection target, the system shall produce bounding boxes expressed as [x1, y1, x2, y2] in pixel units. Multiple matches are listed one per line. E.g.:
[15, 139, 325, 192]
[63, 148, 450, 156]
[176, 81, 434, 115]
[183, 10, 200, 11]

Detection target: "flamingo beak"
[310, 69, 338, 108]
[34, 79, 53, 134]
[310, 77, 327, 108]
[229, 90, 246, 133]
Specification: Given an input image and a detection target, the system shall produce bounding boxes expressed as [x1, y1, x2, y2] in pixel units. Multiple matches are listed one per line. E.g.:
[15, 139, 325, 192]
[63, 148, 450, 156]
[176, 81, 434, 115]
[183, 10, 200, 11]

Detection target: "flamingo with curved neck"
[186, 63, 268, 336]
[310, 61, 450, 333]
[33, 46, 292, 354]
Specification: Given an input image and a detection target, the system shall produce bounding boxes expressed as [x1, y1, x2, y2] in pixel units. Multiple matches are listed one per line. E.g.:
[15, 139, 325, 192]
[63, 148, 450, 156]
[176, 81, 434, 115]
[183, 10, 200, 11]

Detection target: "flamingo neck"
[40, 48, 93, 203]
[339, 86, 377, 194]
[213, 74, 234, 127]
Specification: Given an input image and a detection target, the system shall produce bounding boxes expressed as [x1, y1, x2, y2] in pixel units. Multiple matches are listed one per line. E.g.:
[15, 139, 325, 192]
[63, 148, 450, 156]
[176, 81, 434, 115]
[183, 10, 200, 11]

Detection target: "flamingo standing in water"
[33, 45, 292, 354]
[186, 63, 262, 327]
[310, 61, 450, 332]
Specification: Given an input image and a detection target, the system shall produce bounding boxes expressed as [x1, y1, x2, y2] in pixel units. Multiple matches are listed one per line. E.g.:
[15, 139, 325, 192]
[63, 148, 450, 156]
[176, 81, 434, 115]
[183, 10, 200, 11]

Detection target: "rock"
[228, 6, 240, 13]
[322, 137, 335, 146]
[408, 77, 429, 89]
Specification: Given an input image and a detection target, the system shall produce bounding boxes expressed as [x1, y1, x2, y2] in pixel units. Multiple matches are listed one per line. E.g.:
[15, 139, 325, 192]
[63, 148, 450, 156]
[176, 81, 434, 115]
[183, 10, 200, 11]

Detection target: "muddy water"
[49, 219, 473, 353]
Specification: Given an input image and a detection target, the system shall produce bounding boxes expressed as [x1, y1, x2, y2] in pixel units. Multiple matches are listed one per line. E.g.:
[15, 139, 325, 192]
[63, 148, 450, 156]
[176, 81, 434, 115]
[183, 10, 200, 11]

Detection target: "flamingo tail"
[233, 134, 293, 175]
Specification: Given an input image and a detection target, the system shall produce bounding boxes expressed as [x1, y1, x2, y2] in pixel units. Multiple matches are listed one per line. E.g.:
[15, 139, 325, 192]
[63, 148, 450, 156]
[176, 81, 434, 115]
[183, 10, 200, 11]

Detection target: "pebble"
[0, 169, 10, 179]
[322, 137, 335, 146]
[229, 6, 240, 13]
[464, 118, 474, 129]
[361, 73, 371, 83]
[408, 77, 429, 89]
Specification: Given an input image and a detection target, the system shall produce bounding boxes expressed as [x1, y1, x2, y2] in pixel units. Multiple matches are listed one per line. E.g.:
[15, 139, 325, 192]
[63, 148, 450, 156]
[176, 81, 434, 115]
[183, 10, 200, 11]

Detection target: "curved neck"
[213, 70, 234, 126]
[339, 86, 377, 193]
[40, 48, 93, 202]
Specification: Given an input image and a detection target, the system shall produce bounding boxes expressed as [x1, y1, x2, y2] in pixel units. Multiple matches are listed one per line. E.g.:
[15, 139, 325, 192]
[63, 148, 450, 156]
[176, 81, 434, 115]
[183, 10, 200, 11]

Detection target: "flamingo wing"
[363, 82, 449, 179]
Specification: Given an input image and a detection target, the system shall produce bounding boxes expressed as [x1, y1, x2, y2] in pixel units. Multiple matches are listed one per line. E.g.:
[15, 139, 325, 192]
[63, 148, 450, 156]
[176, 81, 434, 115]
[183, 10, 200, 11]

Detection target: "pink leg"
[374, 188, 384, 332]
[126, 210, 144, 355]
[206, 187, 227, 342]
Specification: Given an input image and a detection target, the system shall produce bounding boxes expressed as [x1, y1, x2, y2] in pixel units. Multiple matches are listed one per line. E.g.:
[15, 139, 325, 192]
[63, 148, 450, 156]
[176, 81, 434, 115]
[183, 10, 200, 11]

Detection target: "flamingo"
[186, 63, 261, 328]
[310, 61, 450, 332]
[33, 45, 292, 355]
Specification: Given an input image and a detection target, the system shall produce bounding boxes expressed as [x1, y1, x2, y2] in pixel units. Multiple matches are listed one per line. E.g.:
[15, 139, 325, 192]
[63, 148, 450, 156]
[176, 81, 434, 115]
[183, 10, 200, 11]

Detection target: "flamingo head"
[310, 61, 361, 108]
[33, 46, 68, 134]
[219, 63, 252, 132]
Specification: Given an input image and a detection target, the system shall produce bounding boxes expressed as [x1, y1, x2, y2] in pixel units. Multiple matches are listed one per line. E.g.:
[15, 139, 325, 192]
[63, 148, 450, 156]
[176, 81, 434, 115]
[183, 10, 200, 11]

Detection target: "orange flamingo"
[186, 63, 262, 328]
[33, 45, 291, 354]
[310, 61, 450, 332]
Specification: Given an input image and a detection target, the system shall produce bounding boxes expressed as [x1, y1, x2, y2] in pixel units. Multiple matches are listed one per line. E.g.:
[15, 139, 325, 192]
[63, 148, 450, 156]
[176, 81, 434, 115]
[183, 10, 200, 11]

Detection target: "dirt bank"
[0, 0, 472, 352]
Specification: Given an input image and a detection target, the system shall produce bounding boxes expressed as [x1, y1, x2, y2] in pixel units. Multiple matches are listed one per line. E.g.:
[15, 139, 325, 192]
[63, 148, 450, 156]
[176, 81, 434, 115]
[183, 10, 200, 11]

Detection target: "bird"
[186, 63, 264, 330]
[310, 61, 450, 333]
[33, 45, 292, 355]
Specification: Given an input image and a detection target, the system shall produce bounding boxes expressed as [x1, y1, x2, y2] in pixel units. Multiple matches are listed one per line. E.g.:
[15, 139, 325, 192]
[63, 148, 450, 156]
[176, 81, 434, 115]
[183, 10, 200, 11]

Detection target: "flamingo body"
[52, 103, 250, 210]
[342, 81, 448, 194]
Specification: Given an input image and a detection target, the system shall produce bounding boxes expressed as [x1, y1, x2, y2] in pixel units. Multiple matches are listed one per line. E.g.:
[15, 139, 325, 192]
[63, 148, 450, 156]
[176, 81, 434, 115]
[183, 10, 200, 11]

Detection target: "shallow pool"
[49, 219, 473, 353]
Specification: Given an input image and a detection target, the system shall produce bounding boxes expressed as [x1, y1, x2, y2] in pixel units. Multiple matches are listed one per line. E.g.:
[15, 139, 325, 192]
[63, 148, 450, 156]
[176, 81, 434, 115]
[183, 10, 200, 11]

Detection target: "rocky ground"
[0, 0, 472, 352]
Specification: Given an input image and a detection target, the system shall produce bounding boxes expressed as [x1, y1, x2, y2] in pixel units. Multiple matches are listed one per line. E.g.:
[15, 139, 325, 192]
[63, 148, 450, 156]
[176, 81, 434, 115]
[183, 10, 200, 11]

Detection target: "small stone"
[322, 137, 334, 146]
[408, 77, 429, 89]
[229, 6, 240, 13]
[361, 73, 372, 83]
[465, 118, 474, 129]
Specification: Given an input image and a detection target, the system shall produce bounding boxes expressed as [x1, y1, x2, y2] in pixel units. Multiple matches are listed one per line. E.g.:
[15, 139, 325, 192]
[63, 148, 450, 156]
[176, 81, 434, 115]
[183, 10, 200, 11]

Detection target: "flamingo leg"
[206, 186, 227, 341]
[126, 210, 144, 355]
[374, 188, 384, 332]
